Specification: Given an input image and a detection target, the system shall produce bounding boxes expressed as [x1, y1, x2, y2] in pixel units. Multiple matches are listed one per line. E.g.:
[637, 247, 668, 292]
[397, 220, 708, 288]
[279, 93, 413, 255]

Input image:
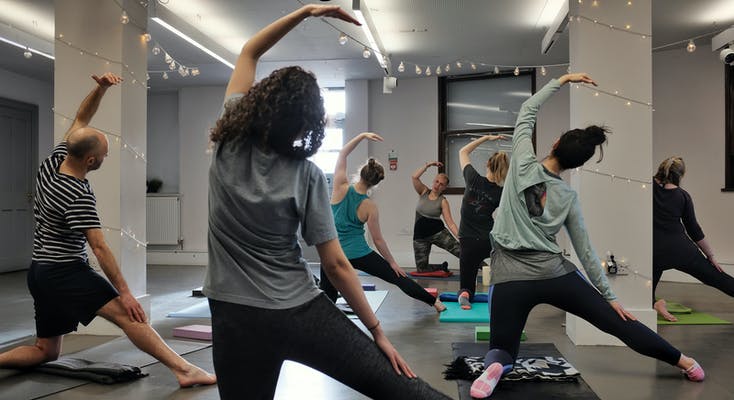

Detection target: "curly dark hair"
[210, 66, 326, 159]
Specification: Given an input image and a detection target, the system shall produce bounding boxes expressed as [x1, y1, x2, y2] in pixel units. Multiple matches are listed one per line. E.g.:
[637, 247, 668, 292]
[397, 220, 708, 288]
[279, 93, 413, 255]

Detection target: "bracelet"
[367, 320, 380, 331]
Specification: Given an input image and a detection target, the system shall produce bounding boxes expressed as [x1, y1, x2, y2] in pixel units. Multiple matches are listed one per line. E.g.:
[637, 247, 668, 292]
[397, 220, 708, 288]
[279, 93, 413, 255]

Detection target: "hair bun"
[583, 125, 609, 146]
[368, 158, 376, 166]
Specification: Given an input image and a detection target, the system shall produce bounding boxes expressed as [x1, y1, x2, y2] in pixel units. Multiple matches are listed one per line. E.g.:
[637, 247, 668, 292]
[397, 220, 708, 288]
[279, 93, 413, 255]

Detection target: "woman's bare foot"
[654, 299, 678, 322]
[175, 364, 217, 388]
[434, 298, 447, 313]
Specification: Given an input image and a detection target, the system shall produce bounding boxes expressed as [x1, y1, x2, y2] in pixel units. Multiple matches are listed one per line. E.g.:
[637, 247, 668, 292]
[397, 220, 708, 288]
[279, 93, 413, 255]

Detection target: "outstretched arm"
[441, 198, 459, 238]
[332, 132, 383, 197]
[411, 161, 441, 195]
[458, 134, 507, 170]
[86, 228, 145, 323]
[63, 73, 123, 142]
[364, 201, 406, 277]
[225, 5, 360, 97]
[316, 239, 415, 377]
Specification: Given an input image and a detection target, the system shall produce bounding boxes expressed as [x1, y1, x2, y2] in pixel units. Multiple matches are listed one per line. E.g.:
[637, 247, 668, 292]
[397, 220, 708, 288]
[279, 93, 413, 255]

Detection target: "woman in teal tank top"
[320, 132, 446, 313]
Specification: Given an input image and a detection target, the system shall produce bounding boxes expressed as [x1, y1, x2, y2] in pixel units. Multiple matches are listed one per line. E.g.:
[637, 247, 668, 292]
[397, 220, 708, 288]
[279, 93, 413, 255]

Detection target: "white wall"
[0, 67, 53, 162]
[147, 92, 179, 193]
[653, 47, 733, 281]
[178, 86, 225, 252]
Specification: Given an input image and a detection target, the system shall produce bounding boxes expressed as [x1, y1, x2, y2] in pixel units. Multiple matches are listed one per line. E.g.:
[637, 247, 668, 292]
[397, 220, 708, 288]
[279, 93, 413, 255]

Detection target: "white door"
[0, 99, 35, 272]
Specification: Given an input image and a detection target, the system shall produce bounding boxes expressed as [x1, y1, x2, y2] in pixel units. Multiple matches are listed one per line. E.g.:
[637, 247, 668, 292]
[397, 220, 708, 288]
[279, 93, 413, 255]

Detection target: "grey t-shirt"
[203, 94, 337, 309]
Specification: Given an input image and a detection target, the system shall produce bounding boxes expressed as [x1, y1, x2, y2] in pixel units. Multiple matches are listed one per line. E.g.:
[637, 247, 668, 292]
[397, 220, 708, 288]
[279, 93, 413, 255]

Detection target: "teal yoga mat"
[439, 301, 489, 323]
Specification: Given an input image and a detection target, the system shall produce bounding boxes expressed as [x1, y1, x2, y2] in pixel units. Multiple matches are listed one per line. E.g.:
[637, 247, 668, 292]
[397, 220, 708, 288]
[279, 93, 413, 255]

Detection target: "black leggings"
[484, 271, 681, 369]
[320, 251, 437, 306]
[458, 237, 491, 300]
[653, 251, 734, 303]
[209, 296, 450, 400]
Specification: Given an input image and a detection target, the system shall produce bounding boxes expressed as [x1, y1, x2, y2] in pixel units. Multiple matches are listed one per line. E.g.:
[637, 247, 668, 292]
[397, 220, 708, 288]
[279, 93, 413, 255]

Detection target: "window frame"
[437, 70, 536, 194]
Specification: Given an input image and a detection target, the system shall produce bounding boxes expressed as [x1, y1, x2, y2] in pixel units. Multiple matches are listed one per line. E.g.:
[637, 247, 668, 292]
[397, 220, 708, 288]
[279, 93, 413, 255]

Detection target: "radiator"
[146, 195, 181, 246]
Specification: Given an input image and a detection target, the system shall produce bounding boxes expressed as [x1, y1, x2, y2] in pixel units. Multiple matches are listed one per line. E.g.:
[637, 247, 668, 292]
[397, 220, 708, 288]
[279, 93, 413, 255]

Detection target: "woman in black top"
[457, 134, 508, 309]
[653, 156, 734, 321]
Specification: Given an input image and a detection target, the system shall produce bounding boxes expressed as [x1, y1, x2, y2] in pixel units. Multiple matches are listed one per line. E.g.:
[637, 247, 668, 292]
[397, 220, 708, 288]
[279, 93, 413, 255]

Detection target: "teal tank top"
[332, 186, 372, 259]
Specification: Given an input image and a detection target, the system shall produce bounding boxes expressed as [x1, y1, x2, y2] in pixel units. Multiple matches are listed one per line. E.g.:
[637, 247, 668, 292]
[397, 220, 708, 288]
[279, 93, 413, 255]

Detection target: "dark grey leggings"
[209, 295, 451, 400]
[320, 251, 437, 306]
[484, 271, 681, 369]
[653, 251, 734, 303]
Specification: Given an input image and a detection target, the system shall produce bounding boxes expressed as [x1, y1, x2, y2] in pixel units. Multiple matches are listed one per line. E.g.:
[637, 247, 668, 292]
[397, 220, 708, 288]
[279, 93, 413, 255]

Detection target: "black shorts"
[27, 260, 119, 338]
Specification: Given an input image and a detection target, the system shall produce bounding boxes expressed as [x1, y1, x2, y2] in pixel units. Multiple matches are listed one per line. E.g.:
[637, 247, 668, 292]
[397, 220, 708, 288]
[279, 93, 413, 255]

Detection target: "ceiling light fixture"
[353, 0, 390, 74]
[0, 35, 54, 59]
[151, 17, 234, 69]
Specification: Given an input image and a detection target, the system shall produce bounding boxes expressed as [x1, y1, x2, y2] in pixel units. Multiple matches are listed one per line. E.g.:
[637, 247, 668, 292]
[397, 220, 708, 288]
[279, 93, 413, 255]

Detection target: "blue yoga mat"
[439, 301, 490, 323]
[439, 291, 489, 303]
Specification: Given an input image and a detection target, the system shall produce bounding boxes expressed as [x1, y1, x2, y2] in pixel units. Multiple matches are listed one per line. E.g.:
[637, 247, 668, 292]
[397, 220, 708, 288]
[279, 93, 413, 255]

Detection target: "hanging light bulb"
[436, 65, 442, 75]
[445, 63, 450, 72]
[493, 65, 500, 74]
[362, 47, 371, 58]
[23, 48, 32, 59]
[398, 61, 405, 73]
[142, 33, 151, 42]
[169, 61, 176, 70]
[514, 66, 520, 76]
[426, 66, 432, 76]
[415, 65, 422, 75]
[338, 32, 348, 45]
[686, 39, 696, 53]
[162, 71, 168, 80]
[540, 66, 547, 76]
[456, 61, 462, 69]
[164, 53, 172, 64]
[178, 65, 186, 76]
[146, 73, 150, 80]
[470, 63, 477, 70]
[120, 10, 129, 24]
[191, 67, 200, 76]
[152, 46, 161, 56]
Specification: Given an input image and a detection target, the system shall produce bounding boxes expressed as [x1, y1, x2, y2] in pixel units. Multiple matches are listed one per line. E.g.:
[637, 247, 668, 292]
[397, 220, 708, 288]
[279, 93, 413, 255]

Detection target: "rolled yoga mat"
[439, 291, 489, 303]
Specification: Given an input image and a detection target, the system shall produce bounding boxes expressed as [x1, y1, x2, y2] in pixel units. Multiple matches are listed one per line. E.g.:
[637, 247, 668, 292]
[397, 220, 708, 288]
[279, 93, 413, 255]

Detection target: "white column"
[55, 0, 148, 335]
[565, 0, 655, 345]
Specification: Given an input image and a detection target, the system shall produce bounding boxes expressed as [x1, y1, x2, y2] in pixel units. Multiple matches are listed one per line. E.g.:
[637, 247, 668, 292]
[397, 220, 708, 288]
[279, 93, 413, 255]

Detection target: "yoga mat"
[0, 337, 211, 400]
[440, 301, 489, 323]
[657, 311, 731, 325]
[439, 291, 489, 303]
[167, 300, 211, 318]
[451, 342, 600, 400]
[336, 290, 389, 320]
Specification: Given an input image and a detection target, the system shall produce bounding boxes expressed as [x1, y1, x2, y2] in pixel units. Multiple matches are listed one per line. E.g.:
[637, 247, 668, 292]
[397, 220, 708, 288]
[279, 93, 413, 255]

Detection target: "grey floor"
[1, 265, 733, 399]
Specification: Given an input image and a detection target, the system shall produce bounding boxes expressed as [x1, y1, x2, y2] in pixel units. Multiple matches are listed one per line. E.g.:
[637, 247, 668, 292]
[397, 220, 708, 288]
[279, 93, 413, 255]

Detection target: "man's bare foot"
[176, 364, 217, 388]
[654, 299, 678, 322]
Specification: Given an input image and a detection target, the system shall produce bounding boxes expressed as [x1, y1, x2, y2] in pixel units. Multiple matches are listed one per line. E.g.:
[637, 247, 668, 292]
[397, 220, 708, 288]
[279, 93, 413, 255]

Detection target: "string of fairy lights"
[53, 110, 146, 162]
[102, 226, 148, 248]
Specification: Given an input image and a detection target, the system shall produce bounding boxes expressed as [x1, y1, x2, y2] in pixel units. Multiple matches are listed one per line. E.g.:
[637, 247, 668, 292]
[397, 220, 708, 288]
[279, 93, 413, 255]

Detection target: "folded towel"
[444, 355, 580, 382]
[36, 358, 148, 384]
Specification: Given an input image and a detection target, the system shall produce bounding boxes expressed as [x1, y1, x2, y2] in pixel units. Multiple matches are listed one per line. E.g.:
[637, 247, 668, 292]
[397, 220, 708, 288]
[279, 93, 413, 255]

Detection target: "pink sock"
[683, 360, 705, 382]
[459, 291, 472, 310]
[470, 362, 503, 398]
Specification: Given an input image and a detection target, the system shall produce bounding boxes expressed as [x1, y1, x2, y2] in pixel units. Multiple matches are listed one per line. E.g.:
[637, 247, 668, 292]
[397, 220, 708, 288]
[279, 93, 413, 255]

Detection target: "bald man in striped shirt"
[0, 73, 215, 388]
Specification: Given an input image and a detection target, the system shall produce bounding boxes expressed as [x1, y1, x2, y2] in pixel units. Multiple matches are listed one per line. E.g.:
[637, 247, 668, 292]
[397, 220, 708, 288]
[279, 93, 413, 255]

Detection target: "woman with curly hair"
[470, 73, 704, 398]
[204, 4, 450, 400]
[456, 135, 509, 310]
[652, 157, 734, 322]
[320, 132, 447, 313]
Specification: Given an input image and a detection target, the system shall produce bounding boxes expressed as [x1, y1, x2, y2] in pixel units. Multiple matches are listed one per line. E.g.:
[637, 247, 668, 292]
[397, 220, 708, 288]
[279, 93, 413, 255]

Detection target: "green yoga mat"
[657, 311, 731, 325]
[440, 301, 489, 323]
[475, 326, 527, 342]
[663, 301, 692, 314]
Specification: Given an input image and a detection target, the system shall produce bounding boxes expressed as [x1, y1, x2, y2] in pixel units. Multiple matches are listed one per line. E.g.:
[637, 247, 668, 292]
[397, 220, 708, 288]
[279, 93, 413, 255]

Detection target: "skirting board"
[147, 251, 208, 266]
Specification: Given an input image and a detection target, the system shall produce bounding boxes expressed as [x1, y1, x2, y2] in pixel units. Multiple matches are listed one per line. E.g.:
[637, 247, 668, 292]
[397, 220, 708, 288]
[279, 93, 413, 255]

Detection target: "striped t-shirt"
[33, 142, 101, 263]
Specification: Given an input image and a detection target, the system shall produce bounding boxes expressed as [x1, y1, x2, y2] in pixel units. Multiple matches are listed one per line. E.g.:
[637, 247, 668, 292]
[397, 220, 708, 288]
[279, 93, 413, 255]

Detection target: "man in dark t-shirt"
[0, 73, 215, 387]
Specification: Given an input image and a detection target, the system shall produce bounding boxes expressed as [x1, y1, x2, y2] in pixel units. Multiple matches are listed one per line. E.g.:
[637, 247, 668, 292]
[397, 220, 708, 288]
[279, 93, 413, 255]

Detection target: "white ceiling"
[0, 0, 733, 90]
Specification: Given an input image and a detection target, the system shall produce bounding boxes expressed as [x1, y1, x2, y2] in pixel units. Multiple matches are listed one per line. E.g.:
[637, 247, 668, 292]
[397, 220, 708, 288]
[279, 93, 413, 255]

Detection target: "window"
[725, 64, 734, 191]
[438, 71, 535, 194]
[309, 88, 344, 174]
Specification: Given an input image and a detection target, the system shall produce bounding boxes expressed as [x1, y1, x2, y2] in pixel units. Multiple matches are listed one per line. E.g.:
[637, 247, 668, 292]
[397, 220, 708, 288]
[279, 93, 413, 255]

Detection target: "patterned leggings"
[413, 229, 461, 272]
